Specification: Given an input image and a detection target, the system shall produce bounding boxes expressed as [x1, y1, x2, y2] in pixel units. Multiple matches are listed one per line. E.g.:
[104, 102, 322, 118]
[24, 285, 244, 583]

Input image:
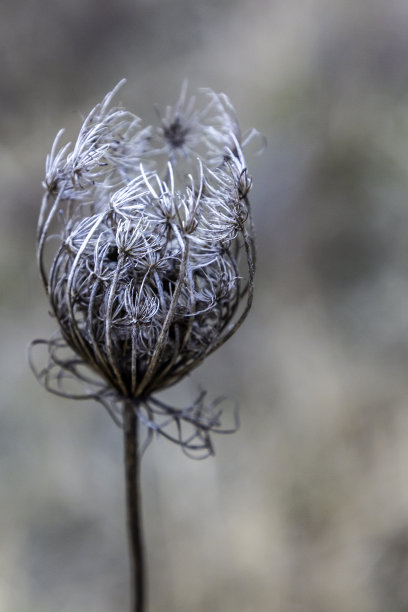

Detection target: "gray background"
[2, 0, 408, 610]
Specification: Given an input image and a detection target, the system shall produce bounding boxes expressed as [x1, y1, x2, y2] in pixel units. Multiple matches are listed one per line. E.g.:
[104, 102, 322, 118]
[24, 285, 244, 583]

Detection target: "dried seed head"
[30, 81, 258, 457]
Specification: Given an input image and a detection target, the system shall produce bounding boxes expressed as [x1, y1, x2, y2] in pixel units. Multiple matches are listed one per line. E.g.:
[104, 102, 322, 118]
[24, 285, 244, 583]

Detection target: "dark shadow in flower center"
[163, 117, 189, 149]
[107, 245, 119, 263]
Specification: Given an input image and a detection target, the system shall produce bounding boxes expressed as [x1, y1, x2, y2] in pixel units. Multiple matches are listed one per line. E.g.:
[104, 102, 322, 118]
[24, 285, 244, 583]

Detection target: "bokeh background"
[2, 0, 408, 610]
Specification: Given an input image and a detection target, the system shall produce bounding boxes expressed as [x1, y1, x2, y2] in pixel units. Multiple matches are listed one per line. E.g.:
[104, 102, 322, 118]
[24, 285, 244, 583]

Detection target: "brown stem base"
[123, 400, 146, 612]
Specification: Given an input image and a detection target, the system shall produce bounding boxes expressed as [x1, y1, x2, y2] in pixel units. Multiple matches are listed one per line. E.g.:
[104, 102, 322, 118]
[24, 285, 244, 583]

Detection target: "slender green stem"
[123, 400, 146, 612]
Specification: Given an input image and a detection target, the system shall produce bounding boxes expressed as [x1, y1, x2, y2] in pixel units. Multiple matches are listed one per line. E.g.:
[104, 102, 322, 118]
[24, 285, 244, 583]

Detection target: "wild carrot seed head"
[31, 81, 258, 457]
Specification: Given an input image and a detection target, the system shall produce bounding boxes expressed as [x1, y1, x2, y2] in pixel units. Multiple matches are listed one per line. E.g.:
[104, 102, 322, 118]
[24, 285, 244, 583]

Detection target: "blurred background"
[2, 0, 408, 610]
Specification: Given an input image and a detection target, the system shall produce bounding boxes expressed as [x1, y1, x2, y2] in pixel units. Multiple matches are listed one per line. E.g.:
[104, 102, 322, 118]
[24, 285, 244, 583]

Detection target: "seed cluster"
[31, 81, 257, 456]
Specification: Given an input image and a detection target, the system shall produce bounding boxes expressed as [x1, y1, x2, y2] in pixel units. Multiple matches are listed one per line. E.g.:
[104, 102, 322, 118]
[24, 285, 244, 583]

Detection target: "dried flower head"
[30, 81, 257, 458]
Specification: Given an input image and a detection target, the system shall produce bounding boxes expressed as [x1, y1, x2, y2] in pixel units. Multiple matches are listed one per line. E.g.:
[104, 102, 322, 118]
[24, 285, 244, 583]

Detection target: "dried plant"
[30, 80, 257, 611]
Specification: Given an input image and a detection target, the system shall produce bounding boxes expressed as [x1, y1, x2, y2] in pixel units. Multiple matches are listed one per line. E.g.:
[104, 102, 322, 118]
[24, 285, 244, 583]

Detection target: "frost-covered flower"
[30, 81, 257, 457]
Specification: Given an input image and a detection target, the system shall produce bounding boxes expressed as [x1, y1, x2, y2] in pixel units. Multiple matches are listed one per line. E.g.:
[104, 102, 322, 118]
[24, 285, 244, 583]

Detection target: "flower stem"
[123, 400, 146, 612]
